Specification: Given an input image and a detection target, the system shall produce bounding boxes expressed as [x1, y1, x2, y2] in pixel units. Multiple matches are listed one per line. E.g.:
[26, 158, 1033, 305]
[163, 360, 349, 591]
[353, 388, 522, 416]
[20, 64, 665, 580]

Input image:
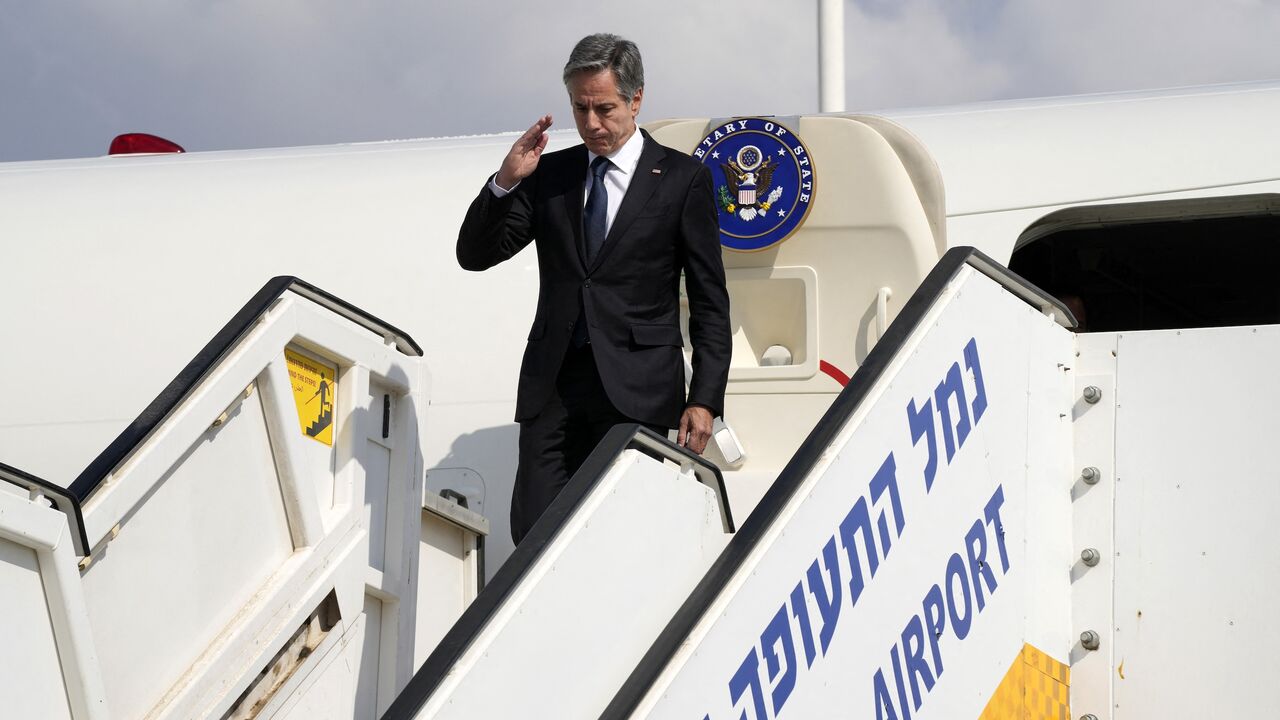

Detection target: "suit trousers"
[511, 342, 668, 544]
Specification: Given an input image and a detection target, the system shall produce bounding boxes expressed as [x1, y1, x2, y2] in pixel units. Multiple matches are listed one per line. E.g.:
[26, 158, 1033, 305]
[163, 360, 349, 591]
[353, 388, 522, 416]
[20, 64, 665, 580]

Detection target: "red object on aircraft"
[108, 133, 185, 155]
[819, 360, 851, 387]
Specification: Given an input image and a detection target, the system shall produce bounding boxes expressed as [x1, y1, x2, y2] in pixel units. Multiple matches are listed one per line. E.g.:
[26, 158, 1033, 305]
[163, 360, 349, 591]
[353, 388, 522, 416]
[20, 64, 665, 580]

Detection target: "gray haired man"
[457, 33, 732, 543]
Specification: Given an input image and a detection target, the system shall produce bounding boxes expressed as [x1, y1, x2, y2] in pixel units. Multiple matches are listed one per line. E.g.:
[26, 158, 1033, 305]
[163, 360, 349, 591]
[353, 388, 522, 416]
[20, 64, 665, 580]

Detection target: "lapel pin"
[651, 168, 662, 174]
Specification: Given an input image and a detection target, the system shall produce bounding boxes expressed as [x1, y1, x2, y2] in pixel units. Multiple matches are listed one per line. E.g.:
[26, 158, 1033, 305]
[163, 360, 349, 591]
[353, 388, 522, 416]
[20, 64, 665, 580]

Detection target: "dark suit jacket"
[457, 130, 731, 428]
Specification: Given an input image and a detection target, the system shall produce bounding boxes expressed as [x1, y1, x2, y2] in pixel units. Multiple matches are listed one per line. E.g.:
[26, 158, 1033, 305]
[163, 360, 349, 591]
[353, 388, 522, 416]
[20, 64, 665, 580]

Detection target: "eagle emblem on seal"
[718, 144, 784, 222]
[696, 117, 814, 251]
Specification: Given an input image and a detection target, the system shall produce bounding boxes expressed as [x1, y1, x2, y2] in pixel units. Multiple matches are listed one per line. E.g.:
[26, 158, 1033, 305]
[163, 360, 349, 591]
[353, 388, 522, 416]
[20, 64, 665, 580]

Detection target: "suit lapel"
[589, 132, 666, 274]
[560, 145, 589, 271]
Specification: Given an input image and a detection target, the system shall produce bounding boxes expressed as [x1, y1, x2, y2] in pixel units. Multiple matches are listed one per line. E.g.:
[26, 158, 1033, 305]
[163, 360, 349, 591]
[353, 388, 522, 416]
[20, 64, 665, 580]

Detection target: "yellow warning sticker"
[978, 642, 1070, 720]
[285, 349, 337, 446]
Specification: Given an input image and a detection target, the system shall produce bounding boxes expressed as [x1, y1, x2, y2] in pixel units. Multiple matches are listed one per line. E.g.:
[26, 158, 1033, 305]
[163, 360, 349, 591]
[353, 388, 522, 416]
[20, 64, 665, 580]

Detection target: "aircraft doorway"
[1008, 194, 1280, 332]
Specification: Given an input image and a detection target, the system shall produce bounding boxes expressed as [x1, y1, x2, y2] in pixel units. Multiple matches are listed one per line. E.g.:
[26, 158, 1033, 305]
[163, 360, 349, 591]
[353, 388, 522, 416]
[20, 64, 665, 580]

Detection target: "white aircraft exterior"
[1, 80, 1277, 719]
[5, 80, 1276, 541]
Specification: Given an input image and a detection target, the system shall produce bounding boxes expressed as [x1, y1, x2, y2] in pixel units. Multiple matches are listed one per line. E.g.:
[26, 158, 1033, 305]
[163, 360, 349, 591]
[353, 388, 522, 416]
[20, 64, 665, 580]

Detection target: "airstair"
[380, 247, 1079, 720]
[8, 249, 1278, 719]
[0, 278, 483, 719]
[386, 247, 1280, 720]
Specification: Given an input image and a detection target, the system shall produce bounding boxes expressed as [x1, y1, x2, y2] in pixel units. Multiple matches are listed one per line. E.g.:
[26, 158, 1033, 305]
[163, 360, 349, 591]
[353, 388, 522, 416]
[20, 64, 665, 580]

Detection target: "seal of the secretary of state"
[694, 118, 816, 252]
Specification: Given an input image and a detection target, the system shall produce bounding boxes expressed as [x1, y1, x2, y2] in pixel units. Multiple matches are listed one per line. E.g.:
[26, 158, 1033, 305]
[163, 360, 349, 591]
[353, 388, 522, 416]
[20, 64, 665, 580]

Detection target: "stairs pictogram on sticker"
[285, 349, 337, 446]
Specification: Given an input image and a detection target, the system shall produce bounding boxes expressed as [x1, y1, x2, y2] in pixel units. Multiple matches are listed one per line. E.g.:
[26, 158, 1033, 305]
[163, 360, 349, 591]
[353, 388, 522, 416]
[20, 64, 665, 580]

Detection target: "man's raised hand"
[495, 115, 553, 190]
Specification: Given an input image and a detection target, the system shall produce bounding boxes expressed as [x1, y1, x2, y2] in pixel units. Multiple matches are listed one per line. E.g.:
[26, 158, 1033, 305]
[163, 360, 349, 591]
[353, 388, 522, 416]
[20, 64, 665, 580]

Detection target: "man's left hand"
[678, 405, 714, 454]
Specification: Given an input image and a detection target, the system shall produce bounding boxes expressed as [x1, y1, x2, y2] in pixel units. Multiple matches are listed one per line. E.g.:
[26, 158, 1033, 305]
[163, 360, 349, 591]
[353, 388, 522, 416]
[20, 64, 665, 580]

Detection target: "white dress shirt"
[488, 125, 645, 236]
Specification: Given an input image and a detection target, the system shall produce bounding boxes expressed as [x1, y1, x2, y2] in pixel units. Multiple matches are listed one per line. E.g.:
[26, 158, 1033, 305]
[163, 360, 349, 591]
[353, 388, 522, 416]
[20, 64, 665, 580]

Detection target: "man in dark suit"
[457, 33, 732, 543]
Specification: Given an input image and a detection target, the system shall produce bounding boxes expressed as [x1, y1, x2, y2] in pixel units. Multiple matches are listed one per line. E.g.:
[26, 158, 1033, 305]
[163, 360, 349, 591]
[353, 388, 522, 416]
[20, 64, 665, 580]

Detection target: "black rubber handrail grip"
[68, 276, 422, 502]
[598, 246, 1073, 718]
[380, 424, 733, 720]
[0, 462, 90, 556]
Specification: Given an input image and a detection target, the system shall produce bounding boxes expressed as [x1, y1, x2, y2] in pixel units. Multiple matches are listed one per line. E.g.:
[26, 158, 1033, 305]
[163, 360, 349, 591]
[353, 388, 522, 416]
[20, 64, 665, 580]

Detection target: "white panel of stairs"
[626, 264, 1075, 720]
[0, 536, 74, 719]
[80, 389, 293, 720]
[411, 448, 731, 719]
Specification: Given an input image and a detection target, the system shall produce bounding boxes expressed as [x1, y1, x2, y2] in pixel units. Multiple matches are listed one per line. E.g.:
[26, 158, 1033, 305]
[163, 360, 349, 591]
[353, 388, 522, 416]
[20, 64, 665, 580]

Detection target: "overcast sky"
[3, 0, 1279, 162]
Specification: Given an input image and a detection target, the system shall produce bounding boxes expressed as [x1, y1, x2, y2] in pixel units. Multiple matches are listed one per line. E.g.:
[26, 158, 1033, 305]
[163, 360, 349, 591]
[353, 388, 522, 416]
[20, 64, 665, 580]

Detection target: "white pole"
[818, 0, 846, 113]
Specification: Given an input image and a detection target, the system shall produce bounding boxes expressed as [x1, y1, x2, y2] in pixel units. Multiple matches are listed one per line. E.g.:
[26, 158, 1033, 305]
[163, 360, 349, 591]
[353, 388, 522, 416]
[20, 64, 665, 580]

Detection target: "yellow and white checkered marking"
[978, 643, 1070, 720]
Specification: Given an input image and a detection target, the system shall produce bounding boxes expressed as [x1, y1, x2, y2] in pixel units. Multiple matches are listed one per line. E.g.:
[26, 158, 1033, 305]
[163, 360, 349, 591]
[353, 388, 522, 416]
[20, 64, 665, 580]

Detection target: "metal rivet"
[1082, 385, 1102, 403]
[1081, 466, 1100, 484]
[1080, 630, 1101, 650]
[1081, 548, 1101, 566]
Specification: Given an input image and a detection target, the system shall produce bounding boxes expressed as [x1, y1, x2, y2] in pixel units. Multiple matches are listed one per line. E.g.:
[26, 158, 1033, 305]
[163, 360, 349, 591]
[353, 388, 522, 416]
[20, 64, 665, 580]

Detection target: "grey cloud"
[997, 1, 1280, 95]
[0, 1, 817, 161]
[1, 0, 1277, 162]
[842, 0, 1280, 109]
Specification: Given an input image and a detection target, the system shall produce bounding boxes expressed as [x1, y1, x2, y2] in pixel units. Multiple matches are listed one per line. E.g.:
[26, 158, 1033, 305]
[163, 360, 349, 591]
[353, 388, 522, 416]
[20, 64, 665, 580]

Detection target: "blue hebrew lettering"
[806, 537, 844, 654]
[839, 496, 879, 607]
[963, 338, 988, 424]
[934, 363, 972, 462]
[906, 398, 938, 491]
[869, 453, 906, 555]
[761, 605, 799, 714]
[789, 582, 818, 668]
[729, 647, 768, 720]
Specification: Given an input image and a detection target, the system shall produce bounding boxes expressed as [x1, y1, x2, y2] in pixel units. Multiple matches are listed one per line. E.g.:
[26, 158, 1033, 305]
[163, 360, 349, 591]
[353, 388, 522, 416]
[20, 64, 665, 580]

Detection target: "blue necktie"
[583, 156, 611, 264]
[573, 156, 611, 346]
